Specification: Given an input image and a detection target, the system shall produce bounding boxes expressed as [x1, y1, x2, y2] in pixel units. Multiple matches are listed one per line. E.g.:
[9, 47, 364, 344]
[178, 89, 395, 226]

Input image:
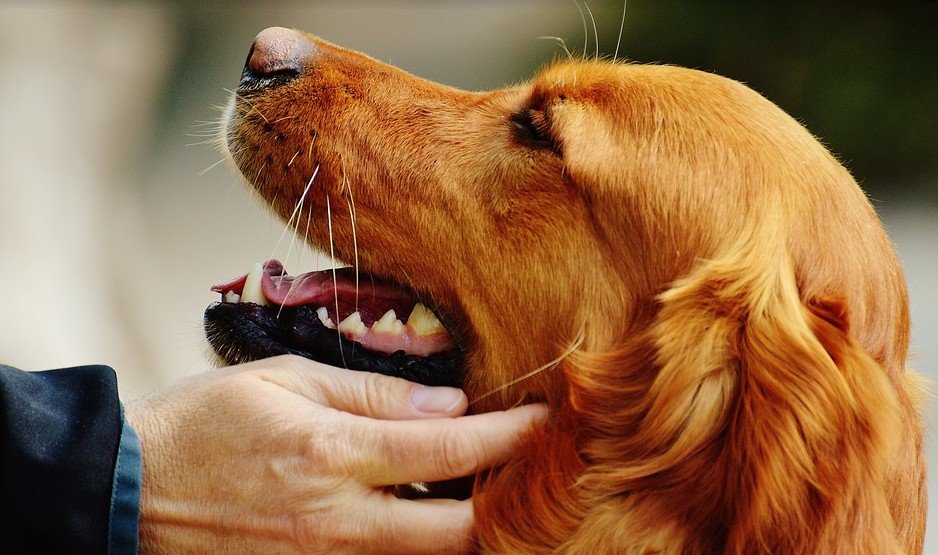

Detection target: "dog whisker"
[309, 207, 321, 271]
[224, 87, 270, 123]
[343, 160, 360, 314]
[251, 161, 267, 192]
[301, 202, 313, 272]
[583, 1, 599, 59]
[340, 160, 360, 358]
[268, 165, 319, 261]
[188, 124, 223, 131]
[396, 265, 427, 308]
[613, 0, 628, 62]
[275, 166, 320, 316]
[572, 0, 588, 59]
[538, 36, 575, 62]
[508, 395, 530, 410]
[276, 201, 304, 318]
[186, 139, 221, 147]
[196, 158, 227, 176]
[469, 324, 585, 407]
[326, 194, 347, 368]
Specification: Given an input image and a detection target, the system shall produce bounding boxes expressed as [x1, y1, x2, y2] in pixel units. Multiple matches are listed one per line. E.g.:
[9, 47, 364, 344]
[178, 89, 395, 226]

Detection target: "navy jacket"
[0, 364, 140, 553]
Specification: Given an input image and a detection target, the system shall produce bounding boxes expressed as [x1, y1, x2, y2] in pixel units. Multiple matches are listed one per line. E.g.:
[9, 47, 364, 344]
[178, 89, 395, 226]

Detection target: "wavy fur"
[225, 34, 926, 552]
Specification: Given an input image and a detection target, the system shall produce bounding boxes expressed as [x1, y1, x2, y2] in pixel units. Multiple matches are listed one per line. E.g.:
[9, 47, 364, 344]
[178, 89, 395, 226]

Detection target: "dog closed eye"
[510, 108, 556, 150]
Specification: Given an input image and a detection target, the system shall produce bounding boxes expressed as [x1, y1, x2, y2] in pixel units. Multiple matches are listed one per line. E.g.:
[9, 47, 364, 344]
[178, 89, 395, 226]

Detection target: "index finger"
[346, 403, 548, 486]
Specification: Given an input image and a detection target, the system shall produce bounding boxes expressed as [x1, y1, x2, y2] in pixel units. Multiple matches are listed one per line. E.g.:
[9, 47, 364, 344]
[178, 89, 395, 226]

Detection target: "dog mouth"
[203, 260, 464, 387]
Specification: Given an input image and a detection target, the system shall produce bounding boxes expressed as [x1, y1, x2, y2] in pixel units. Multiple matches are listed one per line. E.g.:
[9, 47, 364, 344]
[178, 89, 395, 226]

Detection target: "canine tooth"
[241, 263, 269, 305]
[371, 310, 404, 334]
[407, 303, 445, 336]
[338, 311, 367, 337]
[316, 307, 336, 329]
[223, 291, 241, 303]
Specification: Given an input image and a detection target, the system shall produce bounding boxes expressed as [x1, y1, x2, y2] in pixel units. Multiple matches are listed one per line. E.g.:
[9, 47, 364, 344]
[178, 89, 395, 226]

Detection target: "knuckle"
[293, 501, 374, 553]
[300, 436, 330, 468]
[300, 426, 345, 470]
[430, 522, 473, 554]
[371, 508, 417, 553]
[274, 354, 310, 372]
[214, 373, 256, 398]
[291, 512, 340, 553]
[361, 372, 395, 414]
[436, 428, 483, 478]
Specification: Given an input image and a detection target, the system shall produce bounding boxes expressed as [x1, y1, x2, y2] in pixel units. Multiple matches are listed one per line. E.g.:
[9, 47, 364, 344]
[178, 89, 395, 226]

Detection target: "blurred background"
[1, 0, 935, 548]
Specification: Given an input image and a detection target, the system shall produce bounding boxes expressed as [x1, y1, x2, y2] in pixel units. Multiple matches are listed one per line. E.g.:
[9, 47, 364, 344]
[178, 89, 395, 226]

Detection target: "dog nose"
[242, 27, 315, 83]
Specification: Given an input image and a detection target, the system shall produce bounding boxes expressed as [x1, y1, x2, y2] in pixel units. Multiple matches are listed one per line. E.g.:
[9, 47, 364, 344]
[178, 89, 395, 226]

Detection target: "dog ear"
[638, 250, 904, 551]
[547, 244, 908, 552]
[476, 240, 910, 552]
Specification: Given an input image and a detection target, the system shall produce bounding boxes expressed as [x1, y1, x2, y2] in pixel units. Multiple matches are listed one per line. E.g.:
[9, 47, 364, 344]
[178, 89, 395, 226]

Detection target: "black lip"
[237, 70, 299, 93]
[204, 301, 464, 388]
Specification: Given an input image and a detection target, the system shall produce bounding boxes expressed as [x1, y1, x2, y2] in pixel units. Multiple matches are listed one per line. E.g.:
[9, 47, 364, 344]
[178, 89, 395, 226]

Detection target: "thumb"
[252, 355, 467, 420]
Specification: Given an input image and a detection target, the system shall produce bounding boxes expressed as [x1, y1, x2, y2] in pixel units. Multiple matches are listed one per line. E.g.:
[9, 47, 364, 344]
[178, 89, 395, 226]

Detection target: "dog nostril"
[243, 27, 315, 81]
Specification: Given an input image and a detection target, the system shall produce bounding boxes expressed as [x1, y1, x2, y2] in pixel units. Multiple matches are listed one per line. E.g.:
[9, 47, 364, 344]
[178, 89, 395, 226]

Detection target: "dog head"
[210, 27, 923, 552]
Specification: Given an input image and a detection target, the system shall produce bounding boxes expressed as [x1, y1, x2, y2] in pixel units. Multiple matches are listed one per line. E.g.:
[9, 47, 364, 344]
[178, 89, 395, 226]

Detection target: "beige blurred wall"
[0, 3, 574, 399]
[0, 6, 178, 398]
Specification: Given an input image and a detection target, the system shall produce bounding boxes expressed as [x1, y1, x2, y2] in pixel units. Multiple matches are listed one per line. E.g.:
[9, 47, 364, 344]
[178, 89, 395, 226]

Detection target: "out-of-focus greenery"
[589, 1, 937, 201]
[162, 2, 935, 202]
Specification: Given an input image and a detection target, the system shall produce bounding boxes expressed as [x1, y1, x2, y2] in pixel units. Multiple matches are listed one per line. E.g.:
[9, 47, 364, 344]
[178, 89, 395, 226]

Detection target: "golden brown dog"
[218, 27, 926, 553]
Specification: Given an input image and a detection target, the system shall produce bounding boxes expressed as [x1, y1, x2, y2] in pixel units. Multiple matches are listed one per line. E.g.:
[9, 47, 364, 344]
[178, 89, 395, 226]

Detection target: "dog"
[205, 27, 926, 553]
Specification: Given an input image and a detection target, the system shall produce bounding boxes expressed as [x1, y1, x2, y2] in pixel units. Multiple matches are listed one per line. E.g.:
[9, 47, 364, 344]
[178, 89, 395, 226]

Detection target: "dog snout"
[241, 27, 315, 86]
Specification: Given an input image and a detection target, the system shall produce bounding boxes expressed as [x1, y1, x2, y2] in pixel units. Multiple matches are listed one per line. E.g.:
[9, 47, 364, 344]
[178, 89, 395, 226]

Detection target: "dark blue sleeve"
[0, 364, 127, 552]
[108, 409, 142, 554]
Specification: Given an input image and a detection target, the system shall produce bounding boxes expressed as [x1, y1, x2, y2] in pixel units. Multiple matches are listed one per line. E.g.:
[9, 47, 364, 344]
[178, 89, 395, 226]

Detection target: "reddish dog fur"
[225, 31, 926, 553]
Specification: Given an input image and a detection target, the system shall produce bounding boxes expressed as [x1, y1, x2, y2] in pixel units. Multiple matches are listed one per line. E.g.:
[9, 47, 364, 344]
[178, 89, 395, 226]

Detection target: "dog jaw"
[223, 32, 629, 411]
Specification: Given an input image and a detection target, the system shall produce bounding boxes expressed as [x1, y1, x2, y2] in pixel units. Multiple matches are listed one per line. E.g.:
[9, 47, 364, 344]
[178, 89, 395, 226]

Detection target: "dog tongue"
[210, 260, 454, 356]
[212, 260, 454, 356]
[211, 260, 418, 319]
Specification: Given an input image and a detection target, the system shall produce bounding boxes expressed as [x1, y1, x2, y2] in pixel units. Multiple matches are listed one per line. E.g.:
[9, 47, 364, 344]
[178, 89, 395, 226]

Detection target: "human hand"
[125, 355, 546, 553]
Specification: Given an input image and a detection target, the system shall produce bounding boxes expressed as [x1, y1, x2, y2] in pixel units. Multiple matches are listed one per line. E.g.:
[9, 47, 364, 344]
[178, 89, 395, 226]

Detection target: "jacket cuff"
[108, 405, 142, 554]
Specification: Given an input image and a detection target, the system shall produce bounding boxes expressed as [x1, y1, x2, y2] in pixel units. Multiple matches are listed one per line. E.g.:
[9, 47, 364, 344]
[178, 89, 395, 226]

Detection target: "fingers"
[233, 356, 548, 487]
[242, 355, 468, 420]
[320, 367, 468, 420]
[298, 497, 475, 554]
[349, 403, 548, 485]
[369, 497, 475, 554]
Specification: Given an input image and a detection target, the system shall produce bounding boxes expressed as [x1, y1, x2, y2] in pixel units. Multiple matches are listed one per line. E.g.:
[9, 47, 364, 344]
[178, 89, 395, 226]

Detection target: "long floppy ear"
[546, 240, 908, 553]
[639, 246, 904, 552]
[476, 239, 911, 553]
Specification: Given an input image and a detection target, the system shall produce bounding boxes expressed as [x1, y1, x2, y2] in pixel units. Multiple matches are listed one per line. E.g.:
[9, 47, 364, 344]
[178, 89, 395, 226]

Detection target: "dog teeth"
[241, 263, 269, 305]
[223, 291, 241, 303]
[338, 311, 368, 337]
[407, 303, 445, 335]
[371, 309, 404, 334]
[316, 307, 336, 329]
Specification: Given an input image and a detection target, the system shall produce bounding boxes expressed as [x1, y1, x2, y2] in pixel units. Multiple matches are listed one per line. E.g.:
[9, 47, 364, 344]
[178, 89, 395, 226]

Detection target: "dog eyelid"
[510, 108, 556, 151]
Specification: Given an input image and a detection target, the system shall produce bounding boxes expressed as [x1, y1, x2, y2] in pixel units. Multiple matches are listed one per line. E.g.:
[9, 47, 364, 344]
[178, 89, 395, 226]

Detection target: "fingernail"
[411, 385, 465, 413]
